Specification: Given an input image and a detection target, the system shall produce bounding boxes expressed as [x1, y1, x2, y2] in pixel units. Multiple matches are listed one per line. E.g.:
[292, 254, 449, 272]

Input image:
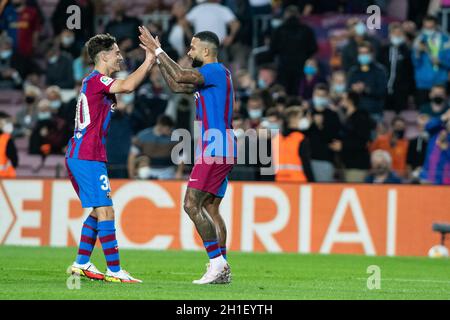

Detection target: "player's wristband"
[155, 47, 164, 56]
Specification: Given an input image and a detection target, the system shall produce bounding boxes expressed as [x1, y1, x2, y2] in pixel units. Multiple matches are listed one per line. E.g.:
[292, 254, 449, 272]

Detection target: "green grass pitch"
[0, 246, 449, 300]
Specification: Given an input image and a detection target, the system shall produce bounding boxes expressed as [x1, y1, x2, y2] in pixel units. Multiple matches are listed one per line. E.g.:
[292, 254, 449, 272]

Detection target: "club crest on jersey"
[100, 76, 114, 86]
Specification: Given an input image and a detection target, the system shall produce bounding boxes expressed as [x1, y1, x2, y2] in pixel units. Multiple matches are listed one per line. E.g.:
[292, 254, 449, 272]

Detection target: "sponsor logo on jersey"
[100, 76, 114, 86]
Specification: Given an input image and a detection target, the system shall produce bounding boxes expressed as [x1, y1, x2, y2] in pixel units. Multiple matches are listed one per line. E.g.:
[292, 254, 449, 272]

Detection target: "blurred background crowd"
[1, 0, 450, 185]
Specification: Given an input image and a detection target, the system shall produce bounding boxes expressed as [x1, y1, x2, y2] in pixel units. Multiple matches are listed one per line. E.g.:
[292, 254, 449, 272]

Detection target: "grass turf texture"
[0, 246, 449, 300]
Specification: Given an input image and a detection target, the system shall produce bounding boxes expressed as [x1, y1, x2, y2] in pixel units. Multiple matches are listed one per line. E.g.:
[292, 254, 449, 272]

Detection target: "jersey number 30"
[75, 93, 91, 130]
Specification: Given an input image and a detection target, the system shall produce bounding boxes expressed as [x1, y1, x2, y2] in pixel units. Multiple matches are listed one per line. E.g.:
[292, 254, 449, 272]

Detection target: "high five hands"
[138, 26, 161, 53]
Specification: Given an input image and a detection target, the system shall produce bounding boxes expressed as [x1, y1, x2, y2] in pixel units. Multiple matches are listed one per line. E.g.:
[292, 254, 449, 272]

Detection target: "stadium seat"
[432, 223, 450, 245]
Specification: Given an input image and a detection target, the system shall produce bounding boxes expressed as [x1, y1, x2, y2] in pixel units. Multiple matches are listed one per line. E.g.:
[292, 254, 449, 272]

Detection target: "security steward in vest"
[0, 112, 18, 178]
[272, 106, 314, 182]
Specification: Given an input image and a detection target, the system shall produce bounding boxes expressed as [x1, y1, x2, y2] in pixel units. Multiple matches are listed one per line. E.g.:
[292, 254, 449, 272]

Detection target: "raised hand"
[138, 26, 159, 52]
[139, 43, 156, 66]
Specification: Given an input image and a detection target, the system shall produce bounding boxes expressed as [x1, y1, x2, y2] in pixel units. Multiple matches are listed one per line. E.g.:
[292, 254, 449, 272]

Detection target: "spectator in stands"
[420, 84, 450, 118]
[52, 0, 95, 47]
[370, 116, 409, 177]
[58, 82, 81, 132]
[235, 69, 256, 107]
[165, 0, 194, 60]
[272, 106, 314, 182]
[256, 64, 277, 90]
[45, 86, 64, 116]
[45, 42, 75, 89]
[0, 35, 39, 90]
[29, 99, 71, 156]
[269, 5, 317, 95]
[330, 70, 347, 103]
[298, 58, 325, 101]
[402, 20, 418, 46]
[0, 111, 18, 178]
[106, 94, 134, 179]
[334, 91, 374, 182]
[407, 114, 430, 182]
[341, 18, 381, 72]
[347, 41, 388, 122]
[303, 83, 341, 182]
[131, 67, 170, 134]
[420, 109, 450, 185]
[73, 47, 93, 83]
[105, 1, 143, 50]
[229, 114, 258, 181]
[246, 92, 265, 129]
[412, 15, 450, 107]
[128, 115, 183, 180]
[186, 0, 240, 48]
[14, 85, 41, 138]
[0, 0, 41, 58]
[59, 29, 81, 59]
[229, 0, 253, 70]
[365, 149, 402, 184]
[378, 22, 415, 114]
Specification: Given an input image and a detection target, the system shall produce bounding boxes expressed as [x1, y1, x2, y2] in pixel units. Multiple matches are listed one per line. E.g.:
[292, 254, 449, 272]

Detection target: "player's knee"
[183, 200, 200, 219]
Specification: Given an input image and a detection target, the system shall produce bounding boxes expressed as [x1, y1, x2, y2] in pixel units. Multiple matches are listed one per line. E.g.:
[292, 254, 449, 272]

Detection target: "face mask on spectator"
[261, 119, 280, 130]
[25, 96, 36, 104]
[354, 22, 366, 36]
[257, 78, 267, 89]
[2, 122, 13, 134]
[358, 54, 372, 65]
[61, 36, 75, 47]
[333, 83, 346, 94]
[137, 166, 152, 179]
[0, 50, 12, 60]
[48, 55, 58, 64]
[38, 112, 52, 120]
[431, 96, 445, 105]
[423, 28, 435, 37]
[390, 36, 404, 46]
[373, 165, 389, 176]
[303, 65, 317, 76]
[313, 96, 328, 110]
[298, 117, 310, 130]
[248, 109, 263, 120]
[49, 100, 62, 109]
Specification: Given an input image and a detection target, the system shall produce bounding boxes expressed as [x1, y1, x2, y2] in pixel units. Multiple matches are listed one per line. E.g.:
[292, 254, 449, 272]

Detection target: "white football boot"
[70, 261, 105, 280]
[104, 269, 142, 283]
[193, 263, 231, 285]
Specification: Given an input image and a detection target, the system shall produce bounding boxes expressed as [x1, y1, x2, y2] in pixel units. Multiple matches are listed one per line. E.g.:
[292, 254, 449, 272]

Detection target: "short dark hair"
[314, 83, 329, 93]
[193, 31, 220, 51]
[358, 41, 373, 52]
[86, 34, 117, 63]
[0, 111, 11, 119]
[156, 115, 175, 128]
[423, 15, 439, 25]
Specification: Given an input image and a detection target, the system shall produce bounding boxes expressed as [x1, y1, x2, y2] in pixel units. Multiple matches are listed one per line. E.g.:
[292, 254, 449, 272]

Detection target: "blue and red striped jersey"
[65, 70, 116, 162]
[195, 62, 236, 158]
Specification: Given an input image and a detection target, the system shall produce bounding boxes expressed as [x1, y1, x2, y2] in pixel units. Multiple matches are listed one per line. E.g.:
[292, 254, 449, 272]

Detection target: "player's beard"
[191, 57, 203, 68]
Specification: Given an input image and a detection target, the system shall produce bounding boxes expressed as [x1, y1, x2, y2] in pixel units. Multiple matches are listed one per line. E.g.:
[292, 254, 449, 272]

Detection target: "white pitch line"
[356, 277, 450, 284]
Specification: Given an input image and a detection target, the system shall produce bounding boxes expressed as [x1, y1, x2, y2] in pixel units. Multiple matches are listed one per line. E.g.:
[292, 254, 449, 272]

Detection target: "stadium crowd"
[1, 0, 450, 185]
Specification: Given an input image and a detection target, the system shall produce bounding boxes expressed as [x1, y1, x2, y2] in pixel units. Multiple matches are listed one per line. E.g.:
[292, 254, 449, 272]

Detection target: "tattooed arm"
[138, 25, 204, 90]
[158, 62, 197, 93]
[157, 52, 204, 86]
